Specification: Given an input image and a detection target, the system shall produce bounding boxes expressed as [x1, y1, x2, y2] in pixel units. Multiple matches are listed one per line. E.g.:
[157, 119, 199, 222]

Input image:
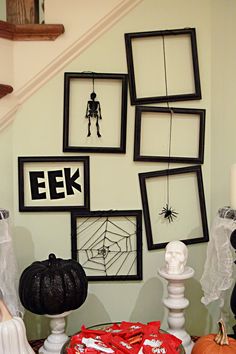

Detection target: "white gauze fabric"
[0, 210, 23, 317]
[200, 209, 235, 307]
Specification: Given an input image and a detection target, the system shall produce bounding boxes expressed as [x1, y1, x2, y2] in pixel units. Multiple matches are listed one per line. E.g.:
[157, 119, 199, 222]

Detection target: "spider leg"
[159, 207, 167, 216]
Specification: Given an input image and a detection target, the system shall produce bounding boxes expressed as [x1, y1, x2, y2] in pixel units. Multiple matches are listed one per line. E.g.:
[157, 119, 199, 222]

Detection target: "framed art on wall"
[63, 72, 128, 153]
[71, 210, 143, 281]
[139, 165, 209, 250]
[18, 156, 90, 212]
[125, 28, 201, 105]
[134, 106, 206, 164]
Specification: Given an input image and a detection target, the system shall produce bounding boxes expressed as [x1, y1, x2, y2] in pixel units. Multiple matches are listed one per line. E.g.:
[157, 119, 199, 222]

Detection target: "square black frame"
[71, 209, 143, 281]
[125, 28, 201, 105]
[63, 72, 128, 153]
[139, 165, 209, 250]
[18, 156, 90, 212]
[134, 106, 205, 164]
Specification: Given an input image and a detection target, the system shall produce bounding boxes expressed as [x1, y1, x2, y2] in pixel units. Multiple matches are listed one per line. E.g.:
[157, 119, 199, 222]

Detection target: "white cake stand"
[158, 266, 195, 354]
[39, 311, 72, 354]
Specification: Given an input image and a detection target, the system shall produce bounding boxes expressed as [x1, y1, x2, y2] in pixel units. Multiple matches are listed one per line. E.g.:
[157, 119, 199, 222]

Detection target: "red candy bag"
[82, 336, 115, 353]
[104, 323, 127, 336]
[120, 321, 145, 339]
[81, 325, 114, 337]
[140, 331, 182, 354]
[70, 332, 84, 347]
[66, 348, 76, 354]
[155, 332, 182, 351]
[111, 335, 137, 354]
[147, 322, 161, 332]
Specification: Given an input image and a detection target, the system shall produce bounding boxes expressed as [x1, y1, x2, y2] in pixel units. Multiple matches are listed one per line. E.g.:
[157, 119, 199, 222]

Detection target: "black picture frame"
[125, 28, 201, 105]
[71, 209, 143, 281]
[134, 106, 205, 164]
[139, 165, 209, 250]
[63, 72, 128, 153]
[18, 156, 90, 212]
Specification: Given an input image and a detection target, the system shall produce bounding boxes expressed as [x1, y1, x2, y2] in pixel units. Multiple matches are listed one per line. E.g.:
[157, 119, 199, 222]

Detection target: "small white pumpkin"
[0, 299, 35, 354]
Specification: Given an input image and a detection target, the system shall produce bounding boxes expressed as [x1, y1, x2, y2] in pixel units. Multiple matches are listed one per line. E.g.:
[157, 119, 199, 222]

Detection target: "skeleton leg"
[87, 117, 91, 137]
[96, 117, 101, 137]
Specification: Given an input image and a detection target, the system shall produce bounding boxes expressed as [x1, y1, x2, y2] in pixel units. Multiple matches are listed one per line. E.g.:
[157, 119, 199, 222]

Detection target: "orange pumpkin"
[192, 319, 236, 353]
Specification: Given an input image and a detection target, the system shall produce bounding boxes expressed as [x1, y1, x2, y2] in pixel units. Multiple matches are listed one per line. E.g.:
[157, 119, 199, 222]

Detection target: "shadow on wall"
[130, 277, 164, 323]
[23, 311, 50, 340]
[13, 226, 35, 272]
[21, 292, 112, 340]
[185, 277, 209, 336]
[12, 226, 42, 340]
[68, 293, 112, 335]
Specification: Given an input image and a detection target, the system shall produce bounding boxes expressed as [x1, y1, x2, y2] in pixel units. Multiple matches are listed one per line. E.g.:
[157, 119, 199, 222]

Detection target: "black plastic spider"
[159, 204, 178, 223]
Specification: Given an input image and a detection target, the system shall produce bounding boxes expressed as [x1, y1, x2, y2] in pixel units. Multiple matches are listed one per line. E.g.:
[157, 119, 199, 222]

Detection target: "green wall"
[1, 0, 235, 341]
[0, 0, 6, 21]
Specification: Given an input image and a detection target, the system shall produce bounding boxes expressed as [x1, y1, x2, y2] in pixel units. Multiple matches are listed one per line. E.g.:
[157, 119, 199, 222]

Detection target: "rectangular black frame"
[125, 28, 201, 105]
[71, 209, 143, 281]
[18, 156, 90, 212]
[134, 106, 205, 164]
[63, 72, 128, 153]
[139, 165, 209, 250]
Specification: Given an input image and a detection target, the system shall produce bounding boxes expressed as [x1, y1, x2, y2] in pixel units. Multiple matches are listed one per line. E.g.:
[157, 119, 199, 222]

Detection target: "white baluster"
[159, 266, 194, 354]
[39, 311, 71, 354]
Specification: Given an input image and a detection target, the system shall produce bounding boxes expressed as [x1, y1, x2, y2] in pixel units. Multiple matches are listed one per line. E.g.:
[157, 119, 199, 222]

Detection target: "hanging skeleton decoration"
[85, 76, 102, 138]
[159, 35, 178, 223]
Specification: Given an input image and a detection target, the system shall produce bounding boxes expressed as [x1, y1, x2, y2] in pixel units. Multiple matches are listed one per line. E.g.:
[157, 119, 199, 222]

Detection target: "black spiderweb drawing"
[71, 211, 142, 281]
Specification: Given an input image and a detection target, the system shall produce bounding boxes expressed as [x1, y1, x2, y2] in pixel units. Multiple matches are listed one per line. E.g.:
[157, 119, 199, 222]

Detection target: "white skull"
[165, 240, 188, 274]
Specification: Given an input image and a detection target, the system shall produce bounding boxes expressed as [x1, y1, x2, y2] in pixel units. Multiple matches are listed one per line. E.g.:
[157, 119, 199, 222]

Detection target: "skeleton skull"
[165, 240, 188, 274]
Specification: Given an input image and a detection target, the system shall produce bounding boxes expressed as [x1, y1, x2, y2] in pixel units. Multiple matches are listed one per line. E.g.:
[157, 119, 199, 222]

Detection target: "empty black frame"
[125, 28, 201, 105]
[139, 165, 209, 250]
[18, 156, 90, 212]
[71, 209, 143, 281]
[63, 72, 128, 153]
[134, 106, 205, 164]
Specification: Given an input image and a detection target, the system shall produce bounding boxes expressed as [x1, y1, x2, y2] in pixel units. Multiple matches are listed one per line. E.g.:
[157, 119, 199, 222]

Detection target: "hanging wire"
[162, 34, 173, 206]
[159, 35, 178, 222]
[92, 73, 95, 93]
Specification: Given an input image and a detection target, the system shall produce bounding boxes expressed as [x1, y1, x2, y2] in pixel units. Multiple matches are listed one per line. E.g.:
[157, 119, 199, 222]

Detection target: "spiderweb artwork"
[71, 210, 142, 281]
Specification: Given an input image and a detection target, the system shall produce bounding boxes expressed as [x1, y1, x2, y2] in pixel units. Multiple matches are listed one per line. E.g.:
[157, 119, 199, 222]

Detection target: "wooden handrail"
[0, 20, 14, 40]
[0, 84, 13, 99]
[0, 20, 64, 41]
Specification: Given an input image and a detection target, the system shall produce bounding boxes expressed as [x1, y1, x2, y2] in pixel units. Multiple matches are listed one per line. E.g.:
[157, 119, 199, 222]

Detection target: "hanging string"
[159, 35, 178, 222]
[92, 74, 95, 93]
[162, 34, 173, 206]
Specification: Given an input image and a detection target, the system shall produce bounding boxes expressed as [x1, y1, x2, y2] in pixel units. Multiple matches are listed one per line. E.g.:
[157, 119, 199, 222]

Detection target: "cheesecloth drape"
[200, 207, 236, 307]
[0, 209, 23, 317]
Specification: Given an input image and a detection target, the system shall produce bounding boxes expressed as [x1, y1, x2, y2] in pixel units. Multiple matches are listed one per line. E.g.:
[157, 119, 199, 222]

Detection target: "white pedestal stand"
[39, 311, 71, 354]
[158, 266, 195, 354]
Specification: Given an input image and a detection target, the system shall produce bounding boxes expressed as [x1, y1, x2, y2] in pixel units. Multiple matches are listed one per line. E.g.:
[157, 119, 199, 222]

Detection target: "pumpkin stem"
[214, 319, 229, 345]
[48, 253, 57, 266]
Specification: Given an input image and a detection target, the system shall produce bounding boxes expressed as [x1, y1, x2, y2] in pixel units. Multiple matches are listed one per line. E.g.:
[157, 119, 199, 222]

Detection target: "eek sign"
[18, 156, 90, 212]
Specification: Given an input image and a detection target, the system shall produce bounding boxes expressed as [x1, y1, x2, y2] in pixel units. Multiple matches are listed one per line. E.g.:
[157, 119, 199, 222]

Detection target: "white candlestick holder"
[158, 266, 195, 354]
[39, 311, 71, 354]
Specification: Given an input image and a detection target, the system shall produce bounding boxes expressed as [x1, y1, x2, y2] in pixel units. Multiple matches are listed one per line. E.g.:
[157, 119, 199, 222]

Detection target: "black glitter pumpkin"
[19, 253, 88, 315]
